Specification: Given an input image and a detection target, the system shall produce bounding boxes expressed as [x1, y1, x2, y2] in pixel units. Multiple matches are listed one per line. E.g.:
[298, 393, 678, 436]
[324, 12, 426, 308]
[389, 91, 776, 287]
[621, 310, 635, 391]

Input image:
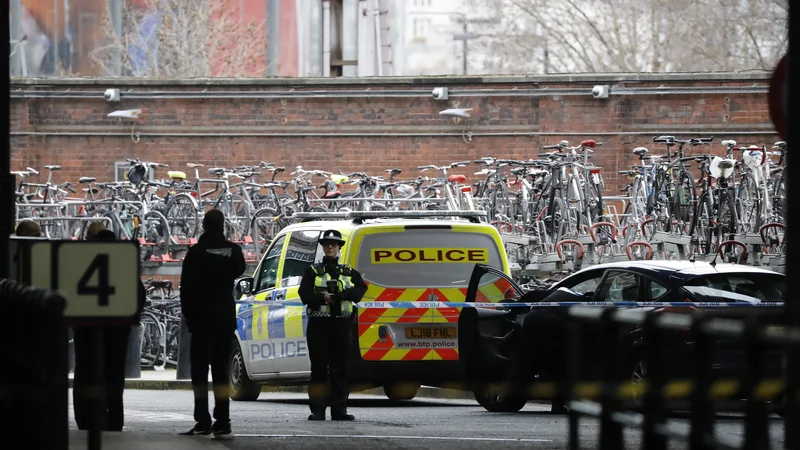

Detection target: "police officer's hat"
[319, 229, 346, 246]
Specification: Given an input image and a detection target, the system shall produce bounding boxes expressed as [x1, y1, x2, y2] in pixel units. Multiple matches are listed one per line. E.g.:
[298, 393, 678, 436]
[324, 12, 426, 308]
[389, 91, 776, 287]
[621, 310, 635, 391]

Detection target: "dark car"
[457, 261, 786, 413]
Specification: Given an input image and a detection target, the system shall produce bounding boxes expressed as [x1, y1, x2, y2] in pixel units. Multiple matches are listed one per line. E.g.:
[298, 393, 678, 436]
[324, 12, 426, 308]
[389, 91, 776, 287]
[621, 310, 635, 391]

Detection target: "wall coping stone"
[10, 71, 772, 88]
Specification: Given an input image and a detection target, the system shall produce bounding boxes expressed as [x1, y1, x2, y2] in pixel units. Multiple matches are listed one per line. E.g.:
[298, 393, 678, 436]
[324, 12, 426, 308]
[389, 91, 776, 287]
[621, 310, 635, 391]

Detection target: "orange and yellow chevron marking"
[357, 279, 512, 361]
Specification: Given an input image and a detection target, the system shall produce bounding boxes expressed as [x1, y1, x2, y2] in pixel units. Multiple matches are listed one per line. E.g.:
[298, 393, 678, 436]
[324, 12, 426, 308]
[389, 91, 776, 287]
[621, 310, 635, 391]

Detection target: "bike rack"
[717, 240, 748, 265]
[625, 241, 655, 260]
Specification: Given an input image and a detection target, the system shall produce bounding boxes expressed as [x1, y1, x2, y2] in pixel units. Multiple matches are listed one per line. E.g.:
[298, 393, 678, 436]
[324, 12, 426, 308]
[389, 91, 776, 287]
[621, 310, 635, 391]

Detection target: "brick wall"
[10, 73, 778, 196]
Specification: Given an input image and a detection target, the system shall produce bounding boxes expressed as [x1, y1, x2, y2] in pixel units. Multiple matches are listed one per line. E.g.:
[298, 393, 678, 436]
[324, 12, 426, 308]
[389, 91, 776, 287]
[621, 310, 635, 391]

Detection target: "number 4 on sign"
[77, 254, 116, 307]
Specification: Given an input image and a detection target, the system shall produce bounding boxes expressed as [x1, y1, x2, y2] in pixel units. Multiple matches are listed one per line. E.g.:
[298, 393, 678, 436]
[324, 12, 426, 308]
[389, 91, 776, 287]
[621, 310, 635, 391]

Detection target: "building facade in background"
[9, 0, 489, 78]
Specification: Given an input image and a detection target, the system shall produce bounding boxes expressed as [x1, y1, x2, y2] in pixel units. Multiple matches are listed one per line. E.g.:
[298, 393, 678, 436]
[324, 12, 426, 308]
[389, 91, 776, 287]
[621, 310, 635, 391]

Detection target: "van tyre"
[473, 382, 527, 412]
[230, 341, 262, 401]
[383, 383, 419, 401]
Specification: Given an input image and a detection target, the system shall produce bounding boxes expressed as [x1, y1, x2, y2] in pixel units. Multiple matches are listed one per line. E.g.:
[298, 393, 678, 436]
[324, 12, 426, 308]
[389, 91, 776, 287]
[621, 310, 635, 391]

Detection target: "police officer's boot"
[331, 412, 355, 421]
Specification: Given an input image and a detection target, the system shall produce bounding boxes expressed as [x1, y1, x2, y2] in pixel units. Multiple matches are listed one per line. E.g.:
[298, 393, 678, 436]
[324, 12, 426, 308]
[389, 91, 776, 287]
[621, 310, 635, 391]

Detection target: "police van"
[229, 210, 513, 401]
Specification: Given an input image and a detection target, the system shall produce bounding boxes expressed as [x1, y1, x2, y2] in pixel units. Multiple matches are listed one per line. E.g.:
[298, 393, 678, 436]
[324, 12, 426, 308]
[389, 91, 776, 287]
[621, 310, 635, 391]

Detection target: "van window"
[355, 228, 504, 288]
[257, 234, 286, 292]
[281, 230, 324, 286]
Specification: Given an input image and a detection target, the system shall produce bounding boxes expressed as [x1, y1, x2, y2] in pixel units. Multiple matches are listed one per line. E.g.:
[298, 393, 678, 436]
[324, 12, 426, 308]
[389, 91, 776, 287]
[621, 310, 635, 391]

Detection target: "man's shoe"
[179, 423, 212, 436]
[308, 413, 326, 421]
[212, 422, 233, 440]
[331, 413, 355, 421]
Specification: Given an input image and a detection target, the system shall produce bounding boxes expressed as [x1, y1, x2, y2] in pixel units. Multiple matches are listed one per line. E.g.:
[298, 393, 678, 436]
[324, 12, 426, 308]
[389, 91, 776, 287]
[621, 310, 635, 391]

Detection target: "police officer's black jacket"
[180, 231, 246, 333]
[298, 256, 367, 312]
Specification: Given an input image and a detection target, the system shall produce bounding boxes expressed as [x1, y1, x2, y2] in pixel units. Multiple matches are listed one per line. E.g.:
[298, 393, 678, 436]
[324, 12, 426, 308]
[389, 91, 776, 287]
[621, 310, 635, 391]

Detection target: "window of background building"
[114, 161, 155, 183]
[414, 0, 432, 6]
[413, 18, 431, 38]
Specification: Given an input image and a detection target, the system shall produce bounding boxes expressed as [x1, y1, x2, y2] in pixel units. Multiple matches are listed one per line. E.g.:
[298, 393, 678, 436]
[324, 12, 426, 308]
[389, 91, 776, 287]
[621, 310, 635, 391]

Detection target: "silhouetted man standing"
[180, 210, 246, 439]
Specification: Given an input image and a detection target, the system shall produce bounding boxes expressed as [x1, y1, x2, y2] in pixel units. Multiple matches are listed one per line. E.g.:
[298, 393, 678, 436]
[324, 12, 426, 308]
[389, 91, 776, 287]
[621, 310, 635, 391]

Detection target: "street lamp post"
[452, 20, 494, 75]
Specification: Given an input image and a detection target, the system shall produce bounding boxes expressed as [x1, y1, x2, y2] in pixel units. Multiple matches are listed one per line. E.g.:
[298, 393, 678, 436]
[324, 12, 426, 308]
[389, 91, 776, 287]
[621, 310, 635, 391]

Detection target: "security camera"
[591, 85, 610, 99]
[104, 88, 120, 102]
[431, 87, 449, 100]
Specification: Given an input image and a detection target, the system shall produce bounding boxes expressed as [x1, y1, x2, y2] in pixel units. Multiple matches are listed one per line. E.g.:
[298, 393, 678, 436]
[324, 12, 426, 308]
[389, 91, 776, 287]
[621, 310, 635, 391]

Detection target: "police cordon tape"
[235, 300, 785, 309]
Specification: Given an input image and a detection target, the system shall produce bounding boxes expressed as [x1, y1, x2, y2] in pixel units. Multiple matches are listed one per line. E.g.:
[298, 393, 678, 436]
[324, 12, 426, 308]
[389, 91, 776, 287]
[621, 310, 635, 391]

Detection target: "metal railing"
[0, 278, 68, 449]
[566, 306, 799, 450]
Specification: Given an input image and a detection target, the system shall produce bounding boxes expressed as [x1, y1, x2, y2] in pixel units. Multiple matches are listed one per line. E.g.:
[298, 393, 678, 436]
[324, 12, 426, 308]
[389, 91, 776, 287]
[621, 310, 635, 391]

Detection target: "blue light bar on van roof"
[347, 210, 488, 219]
[291, 212, 350, 220]
[290, 210, 488, 221]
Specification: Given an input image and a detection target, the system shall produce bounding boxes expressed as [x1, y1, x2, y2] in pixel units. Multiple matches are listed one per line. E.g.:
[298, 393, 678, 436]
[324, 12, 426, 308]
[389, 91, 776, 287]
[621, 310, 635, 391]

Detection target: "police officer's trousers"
[72, 326, 129, 431]
[189, 330, 232, 426]
[306, 317, 351, 415]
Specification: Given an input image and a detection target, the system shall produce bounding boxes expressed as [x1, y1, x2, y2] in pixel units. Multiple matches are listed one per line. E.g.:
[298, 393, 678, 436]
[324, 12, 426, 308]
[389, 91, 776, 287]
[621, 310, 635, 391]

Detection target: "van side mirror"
[235, 277, 254, 297]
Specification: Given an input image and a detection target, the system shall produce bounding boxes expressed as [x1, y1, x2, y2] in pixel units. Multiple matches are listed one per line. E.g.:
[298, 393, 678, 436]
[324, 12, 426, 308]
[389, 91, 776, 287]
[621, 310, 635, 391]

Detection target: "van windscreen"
[355, 229, 503, 288]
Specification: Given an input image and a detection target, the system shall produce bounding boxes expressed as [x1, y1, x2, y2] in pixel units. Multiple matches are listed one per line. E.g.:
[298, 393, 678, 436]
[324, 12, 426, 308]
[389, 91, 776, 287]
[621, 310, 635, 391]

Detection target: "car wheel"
[628, 358, 647, 409]
[384, 382, 419, 401]
[473, 382, 527, 412]
[229, 341, 262, 401]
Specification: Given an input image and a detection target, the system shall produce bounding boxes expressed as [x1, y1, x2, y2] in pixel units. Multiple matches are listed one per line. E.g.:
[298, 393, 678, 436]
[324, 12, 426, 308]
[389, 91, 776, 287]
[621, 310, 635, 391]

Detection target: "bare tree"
[472, 0, 788, 74]
[90, 0, 268, 77]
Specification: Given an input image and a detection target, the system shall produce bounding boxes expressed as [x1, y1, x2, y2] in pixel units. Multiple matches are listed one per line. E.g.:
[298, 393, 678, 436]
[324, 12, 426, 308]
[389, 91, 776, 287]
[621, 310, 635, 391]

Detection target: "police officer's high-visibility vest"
[309, 263, 355, 317]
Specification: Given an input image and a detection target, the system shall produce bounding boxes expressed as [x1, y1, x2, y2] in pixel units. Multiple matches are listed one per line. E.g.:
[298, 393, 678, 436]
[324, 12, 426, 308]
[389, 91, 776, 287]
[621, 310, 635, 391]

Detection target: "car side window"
[280, 230, 322, 287]
[565, 272, 605, 297]
[596, 271, 641, 302]
[649, 280, 669, 301]
[257, 234, 287, 292]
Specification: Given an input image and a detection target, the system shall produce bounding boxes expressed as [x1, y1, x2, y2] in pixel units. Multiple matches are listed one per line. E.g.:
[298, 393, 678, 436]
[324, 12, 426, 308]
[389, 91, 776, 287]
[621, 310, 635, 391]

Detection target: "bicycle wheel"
[713, 192, 738, 253]
[672, 172, 696, 234]
[219, 193, 251, 242]
[250, 207, 280, 247]
[736, 174, 760, 234]
[139, 312, 163, 368]
[165, 193, 199, 242]
[547, 197, 567, 243]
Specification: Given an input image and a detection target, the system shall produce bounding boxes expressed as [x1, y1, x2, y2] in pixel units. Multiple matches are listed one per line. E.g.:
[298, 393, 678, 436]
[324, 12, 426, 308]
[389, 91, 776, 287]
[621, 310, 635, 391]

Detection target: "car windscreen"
[355, 228, 504, 288]
[681, 272, 785, 303]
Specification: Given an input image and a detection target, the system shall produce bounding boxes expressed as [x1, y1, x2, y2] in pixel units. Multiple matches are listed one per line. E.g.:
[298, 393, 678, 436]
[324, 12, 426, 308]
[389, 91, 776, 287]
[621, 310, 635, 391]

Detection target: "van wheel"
[473, 382, 527, 412]
[230, 341, 262, 401]
[384, 382, 419, 401]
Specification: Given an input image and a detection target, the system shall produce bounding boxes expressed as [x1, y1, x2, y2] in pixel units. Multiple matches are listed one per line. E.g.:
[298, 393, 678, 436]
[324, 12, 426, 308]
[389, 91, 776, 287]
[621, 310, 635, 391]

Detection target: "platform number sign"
[29, 241, 140, 325]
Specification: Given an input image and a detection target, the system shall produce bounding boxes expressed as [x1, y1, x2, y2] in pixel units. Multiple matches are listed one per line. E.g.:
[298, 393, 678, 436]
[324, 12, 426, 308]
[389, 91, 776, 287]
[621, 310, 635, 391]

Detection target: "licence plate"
[405, 327, 457, 339]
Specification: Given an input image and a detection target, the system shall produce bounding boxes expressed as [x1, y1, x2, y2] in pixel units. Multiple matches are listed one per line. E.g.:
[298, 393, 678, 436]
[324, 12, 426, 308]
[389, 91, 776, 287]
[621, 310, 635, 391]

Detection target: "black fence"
[566, 306, 800, 450]
[0, 278, 69, 449]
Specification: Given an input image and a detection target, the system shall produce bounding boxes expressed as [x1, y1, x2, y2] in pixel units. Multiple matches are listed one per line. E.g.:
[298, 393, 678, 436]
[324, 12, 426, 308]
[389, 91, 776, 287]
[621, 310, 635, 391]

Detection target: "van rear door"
[349, 223, 508, 362]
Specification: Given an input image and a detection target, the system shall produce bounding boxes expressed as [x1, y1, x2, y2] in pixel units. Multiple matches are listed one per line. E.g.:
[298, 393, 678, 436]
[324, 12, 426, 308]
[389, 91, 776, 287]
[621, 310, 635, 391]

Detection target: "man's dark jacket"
[180, 231, 246, 333]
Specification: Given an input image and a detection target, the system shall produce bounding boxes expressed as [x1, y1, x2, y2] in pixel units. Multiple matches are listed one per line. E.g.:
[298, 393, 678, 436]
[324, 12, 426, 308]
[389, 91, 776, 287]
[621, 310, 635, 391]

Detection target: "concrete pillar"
[125, 325, 142, 379]
[341, 0, 358, 76]
[267, 0, 280, 76]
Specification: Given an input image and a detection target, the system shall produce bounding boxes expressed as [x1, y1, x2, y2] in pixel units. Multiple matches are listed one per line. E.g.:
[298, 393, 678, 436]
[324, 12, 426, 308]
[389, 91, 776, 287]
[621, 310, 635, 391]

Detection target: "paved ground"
[68, 390, 788, 450]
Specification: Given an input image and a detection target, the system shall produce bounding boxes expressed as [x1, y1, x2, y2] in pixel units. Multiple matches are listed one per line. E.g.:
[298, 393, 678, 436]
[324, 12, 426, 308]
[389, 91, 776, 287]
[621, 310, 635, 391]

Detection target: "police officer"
[299, 229, 367, 421]
[179, 209, 246, 439]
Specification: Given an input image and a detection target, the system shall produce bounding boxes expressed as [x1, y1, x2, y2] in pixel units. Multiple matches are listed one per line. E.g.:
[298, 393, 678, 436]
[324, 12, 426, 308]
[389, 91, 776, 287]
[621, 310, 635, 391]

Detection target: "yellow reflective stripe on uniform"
[311, 267, 355, 315]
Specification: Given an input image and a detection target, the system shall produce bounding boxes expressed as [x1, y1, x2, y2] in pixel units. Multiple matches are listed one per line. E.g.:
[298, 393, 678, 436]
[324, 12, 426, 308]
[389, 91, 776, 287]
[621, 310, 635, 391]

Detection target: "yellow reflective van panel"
[349, 223, 509, 362]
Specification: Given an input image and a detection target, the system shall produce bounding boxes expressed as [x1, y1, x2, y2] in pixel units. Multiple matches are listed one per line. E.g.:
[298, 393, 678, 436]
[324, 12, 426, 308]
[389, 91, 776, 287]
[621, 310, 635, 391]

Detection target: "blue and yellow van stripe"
[235, 291, 309, 342]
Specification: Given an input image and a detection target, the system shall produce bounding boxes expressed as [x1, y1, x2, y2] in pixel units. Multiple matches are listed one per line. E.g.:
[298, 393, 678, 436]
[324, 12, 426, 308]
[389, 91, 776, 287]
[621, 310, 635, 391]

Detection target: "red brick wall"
[10, 74, 778, 196]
